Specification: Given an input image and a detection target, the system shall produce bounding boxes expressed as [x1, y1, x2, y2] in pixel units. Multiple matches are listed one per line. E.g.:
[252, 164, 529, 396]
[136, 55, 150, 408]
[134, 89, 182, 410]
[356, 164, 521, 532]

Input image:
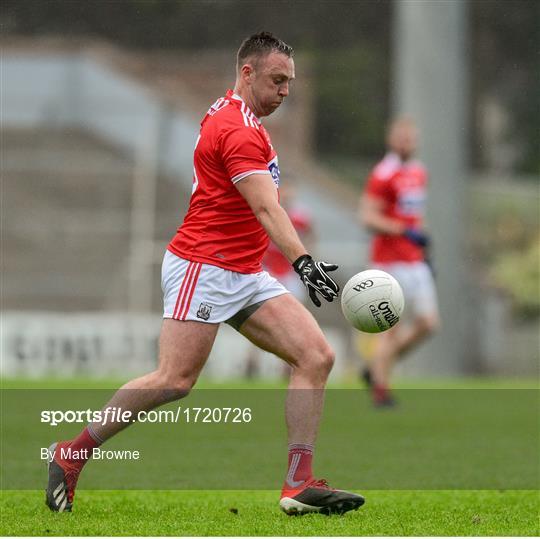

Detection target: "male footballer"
[360, 117, 440, 406]
[46, 32, 364, 516]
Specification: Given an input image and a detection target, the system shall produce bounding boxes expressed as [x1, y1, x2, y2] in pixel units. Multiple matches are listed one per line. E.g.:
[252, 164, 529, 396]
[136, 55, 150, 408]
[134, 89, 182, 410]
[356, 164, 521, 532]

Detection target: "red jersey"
[168, 90, 279, 273]
[263, 207, 312, 278]
[364, 153, 428, 263]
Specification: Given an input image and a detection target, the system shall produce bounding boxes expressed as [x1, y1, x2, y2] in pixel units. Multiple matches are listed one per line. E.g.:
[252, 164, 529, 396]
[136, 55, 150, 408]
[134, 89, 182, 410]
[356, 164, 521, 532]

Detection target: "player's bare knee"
[291, 340, 334, 376]
[160, 386, 191, 403]
[309, 343, 335, 375]
[154, 371, 195, 401]
[322, 346, 335, 374]
[383, 325, 400, 340]
[166, 378, 195, 399]
[429, 318, 440, 334]
[418, 315, 440, 336]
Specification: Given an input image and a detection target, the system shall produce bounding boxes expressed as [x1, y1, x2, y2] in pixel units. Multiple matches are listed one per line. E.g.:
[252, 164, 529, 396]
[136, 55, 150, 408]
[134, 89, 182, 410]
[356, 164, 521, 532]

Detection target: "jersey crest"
[268, 157, 280, 187]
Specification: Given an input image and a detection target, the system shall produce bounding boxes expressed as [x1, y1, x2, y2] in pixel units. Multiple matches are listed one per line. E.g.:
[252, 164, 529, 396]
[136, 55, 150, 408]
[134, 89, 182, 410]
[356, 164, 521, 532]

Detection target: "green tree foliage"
[472, 0, 539, 175]
[314, 47, 389, 159]
[492, 237, 540, 316]
[470, 184, 539, 316]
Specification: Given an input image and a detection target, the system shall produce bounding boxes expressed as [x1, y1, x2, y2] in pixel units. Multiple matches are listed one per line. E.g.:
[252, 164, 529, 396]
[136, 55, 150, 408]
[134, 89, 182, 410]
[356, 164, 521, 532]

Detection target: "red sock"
[61, 427, 102, 470]
[373, 384, 389, 402]
[285, 444, 313, 487]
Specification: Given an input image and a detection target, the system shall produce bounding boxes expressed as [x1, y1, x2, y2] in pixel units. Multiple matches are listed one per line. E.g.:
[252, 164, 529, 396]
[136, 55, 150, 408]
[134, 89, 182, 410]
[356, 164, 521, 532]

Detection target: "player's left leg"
[238, 293, 364, 515]
[369, 261, 439, 405]
[369, 313, 439, 405]
[395, 311, 440, 358]
[46, 319, 219, 512]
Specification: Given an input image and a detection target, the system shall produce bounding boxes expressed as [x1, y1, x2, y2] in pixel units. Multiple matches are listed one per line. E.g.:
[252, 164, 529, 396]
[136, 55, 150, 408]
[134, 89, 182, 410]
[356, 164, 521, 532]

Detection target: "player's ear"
[240, 63, 255, 84]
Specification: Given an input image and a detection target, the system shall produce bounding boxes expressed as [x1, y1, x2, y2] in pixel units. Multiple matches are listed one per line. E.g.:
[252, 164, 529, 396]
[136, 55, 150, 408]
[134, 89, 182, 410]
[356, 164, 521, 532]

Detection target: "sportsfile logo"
[369, 301, 399, 330]
[40, 406, 253, 426]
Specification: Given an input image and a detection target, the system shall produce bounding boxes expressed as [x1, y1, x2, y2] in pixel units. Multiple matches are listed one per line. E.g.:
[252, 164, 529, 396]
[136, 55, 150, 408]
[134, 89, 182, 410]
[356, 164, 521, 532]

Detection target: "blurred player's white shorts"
[273, 271, 307, 302]
[162, 250, 289, 323]
[373, 261, 438, 318]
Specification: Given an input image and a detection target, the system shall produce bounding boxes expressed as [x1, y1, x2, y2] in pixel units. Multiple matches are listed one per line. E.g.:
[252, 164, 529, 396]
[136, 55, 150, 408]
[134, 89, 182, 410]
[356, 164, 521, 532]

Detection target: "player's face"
[388, 125, 418, 161]
[248, 52, 295, 117]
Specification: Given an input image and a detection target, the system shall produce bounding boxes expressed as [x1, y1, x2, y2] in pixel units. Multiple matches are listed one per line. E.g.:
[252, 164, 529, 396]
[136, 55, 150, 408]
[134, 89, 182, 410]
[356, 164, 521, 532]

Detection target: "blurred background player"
[359, 116, 440, 406]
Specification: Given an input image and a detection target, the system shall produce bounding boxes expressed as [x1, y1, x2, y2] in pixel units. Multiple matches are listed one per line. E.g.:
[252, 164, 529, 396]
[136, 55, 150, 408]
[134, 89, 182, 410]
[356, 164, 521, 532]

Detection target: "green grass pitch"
[1, 377, 538, 536]
[2, 489, 538, 536]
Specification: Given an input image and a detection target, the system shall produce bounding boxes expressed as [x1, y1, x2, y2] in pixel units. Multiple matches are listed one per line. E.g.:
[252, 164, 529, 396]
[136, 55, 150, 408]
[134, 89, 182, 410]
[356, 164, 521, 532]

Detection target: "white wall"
[1, 312, 348, 380]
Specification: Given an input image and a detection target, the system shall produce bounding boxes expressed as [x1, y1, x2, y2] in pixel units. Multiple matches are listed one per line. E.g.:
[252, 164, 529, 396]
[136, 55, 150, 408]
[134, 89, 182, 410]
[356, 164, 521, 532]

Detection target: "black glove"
[404, 228, 431, 248]
[293, 254, 339, 307]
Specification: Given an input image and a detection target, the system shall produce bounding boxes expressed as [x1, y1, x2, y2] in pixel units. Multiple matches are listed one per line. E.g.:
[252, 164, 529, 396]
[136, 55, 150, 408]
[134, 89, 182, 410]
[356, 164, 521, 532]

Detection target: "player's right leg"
[367, 261, 439, 406]
[46, 318, 219, 512]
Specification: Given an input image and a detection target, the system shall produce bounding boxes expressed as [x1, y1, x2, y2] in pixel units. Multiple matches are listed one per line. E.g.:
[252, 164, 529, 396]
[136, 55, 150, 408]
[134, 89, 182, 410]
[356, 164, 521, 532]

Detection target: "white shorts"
[373, 261, 439, 319]
[161, 250, 289, 324]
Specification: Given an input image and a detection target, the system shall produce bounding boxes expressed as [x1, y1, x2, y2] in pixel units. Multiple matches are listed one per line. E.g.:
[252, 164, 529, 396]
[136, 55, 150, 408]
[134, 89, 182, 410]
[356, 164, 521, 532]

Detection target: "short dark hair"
[236, 31, 293, 70]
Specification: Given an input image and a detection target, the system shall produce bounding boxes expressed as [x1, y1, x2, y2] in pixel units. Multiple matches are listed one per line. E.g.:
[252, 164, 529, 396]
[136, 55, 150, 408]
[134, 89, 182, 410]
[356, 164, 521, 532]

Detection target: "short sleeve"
[364, 171, 391, 200]
[220, 127, 271, 183]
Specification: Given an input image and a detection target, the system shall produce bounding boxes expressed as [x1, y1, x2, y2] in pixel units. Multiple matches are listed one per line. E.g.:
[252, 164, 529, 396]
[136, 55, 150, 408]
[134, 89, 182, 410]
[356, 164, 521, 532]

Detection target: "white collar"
[231, 92, 260, 121]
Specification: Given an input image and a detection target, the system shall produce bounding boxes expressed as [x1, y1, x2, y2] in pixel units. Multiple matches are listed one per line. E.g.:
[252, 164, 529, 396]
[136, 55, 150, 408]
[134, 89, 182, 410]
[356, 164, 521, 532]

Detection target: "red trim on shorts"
[180, 263, 202, 320]
[173, 262, 196, 320]
[177, 263, 197, 319]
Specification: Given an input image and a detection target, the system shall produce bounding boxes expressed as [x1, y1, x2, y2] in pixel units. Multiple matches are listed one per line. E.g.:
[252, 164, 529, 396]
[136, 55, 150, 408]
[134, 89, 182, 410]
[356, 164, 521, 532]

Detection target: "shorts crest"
[196, 302, 213, 321]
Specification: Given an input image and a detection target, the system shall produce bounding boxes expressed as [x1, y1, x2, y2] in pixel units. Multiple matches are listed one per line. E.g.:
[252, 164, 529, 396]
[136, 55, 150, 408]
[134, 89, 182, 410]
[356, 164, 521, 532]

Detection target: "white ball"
[341, 269, 405, 333]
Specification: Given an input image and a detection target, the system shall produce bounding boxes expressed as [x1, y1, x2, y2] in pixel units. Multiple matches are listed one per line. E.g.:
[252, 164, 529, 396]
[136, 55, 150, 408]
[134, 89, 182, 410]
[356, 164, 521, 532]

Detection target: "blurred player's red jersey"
[168, 90, 279, 273]
[264, 207, 312, 278]
[365, 153, 428, 263]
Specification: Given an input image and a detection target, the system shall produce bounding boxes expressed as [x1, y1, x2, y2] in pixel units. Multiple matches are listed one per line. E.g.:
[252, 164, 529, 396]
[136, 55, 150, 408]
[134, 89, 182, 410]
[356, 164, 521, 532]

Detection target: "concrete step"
[4, 127, 186, 312]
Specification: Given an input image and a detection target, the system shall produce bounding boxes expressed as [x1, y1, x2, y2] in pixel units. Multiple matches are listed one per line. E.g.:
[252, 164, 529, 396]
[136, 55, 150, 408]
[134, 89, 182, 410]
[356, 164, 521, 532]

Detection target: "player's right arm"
[360, 194, 405, 235]
[360, 194, 430, 247]
[236, 174, 339, 306]
[221, 123, 338, 306]
[235, 173, 306, 263]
